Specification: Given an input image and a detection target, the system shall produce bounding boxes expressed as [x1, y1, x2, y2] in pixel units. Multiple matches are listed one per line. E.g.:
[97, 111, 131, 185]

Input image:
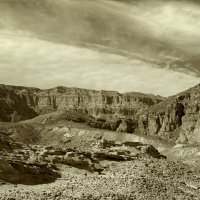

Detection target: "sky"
[0, 0, 200, 97]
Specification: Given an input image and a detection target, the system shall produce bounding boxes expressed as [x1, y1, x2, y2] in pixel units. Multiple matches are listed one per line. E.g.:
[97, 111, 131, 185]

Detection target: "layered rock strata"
[137, 84, 200, 144]
[0, 84, 163, 122]
[2, 83, 200, 145]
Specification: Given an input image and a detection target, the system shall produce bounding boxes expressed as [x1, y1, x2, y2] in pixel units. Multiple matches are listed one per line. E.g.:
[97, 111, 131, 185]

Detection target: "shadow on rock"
[0, 160, 60, 185]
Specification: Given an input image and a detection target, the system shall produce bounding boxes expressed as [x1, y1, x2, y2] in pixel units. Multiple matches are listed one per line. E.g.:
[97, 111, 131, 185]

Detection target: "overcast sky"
[0, 0, 200, 96]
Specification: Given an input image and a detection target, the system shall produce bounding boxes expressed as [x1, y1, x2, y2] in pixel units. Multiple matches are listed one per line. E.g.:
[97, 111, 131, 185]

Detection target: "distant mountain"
[2, 83, 200, 145]
[0, 84, 163, 122]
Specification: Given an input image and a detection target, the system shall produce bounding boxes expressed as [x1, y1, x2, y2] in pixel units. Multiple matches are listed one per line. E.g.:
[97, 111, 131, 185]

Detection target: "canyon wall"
[1, 83, 200, 145]
[138, 84, 200, 144]
[0, 84, 163, 122]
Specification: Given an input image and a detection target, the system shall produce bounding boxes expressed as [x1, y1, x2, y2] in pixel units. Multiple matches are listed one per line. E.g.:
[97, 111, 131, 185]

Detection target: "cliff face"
[138, 84, 200, 144]
[2, 83, 200, 145]
[0, 84, 163, 122]
[0, 85, 38, 122]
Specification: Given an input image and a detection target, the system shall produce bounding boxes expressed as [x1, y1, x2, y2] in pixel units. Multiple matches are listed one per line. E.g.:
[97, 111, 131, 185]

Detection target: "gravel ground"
[0, 157, 200, 200]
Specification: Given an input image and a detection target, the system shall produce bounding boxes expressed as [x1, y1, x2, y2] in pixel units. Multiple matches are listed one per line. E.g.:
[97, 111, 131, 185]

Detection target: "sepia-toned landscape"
[1, 0, 200, 199]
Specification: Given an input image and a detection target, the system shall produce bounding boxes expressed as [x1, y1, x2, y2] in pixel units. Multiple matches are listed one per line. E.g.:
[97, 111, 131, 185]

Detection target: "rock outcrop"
[0, 132, 60, 184]
[0, 160, 60, 185]
[0, 130, 165, 184]
[136, 84, 200, 144]
[0, 85, 38, 122]
[2, 83, 200, 145]
[72, 82, 200, 145]
[0, 84, 163, 122]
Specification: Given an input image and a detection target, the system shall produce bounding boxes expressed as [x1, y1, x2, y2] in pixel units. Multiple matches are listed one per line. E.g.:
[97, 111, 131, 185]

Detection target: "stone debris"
[0, 158, 200, 200]
[2, 83, 200, 199]
[0, 132, 200, 199]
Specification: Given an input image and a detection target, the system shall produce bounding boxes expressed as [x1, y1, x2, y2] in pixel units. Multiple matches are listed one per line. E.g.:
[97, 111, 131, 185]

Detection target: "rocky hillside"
[0, 84, 163, 122]
[138, 83, 200, 144]
[2, 83, 200, 145]
[0, 85, 38, 122]
[0, 129, 164, 184]
[1, 128, 200, 199]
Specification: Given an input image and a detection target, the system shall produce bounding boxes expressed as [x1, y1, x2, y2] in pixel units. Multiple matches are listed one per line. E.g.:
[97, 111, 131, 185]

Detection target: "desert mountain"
[1, 83, 200, 145]
[1, 1, 200, 199]
[0, 84, 163, 122]
[1, 84, 200, 199]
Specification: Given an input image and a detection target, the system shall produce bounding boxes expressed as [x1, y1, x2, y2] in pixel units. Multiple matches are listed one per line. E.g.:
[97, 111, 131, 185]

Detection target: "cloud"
[103, 0, 200, 56]
[0, 34, 199, 97]
[1, 0, 200, 67]
[128, 1, 200, 48]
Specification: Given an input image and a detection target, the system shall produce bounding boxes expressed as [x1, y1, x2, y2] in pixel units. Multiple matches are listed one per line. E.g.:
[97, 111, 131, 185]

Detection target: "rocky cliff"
[0, 84, 163, 122]
[0, 85, 38, 122]
[2, 83, 200, 145]
[138, 83, 200, 144]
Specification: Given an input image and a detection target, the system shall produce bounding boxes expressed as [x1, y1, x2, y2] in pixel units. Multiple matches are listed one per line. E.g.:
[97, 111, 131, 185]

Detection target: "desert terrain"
[0, 84, 200, 199]
[1, 0, 200, 199]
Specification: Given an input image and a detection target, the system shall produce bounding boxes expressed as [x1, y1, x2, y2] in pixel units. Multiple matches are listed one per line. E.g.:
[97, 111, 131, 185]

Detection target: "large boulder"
[0, 160, 60, 185]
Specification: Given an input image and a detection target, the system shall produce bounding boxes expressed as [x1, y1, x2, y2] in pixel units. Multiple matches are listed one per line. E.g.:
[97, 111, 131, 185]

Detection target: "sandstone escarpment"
[137, 84, 200, 144]
[137, 101, 185, 141]
[2, 83, 200, 145]
[0, 84, 163, 122]
[0, 85, 38, 122]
